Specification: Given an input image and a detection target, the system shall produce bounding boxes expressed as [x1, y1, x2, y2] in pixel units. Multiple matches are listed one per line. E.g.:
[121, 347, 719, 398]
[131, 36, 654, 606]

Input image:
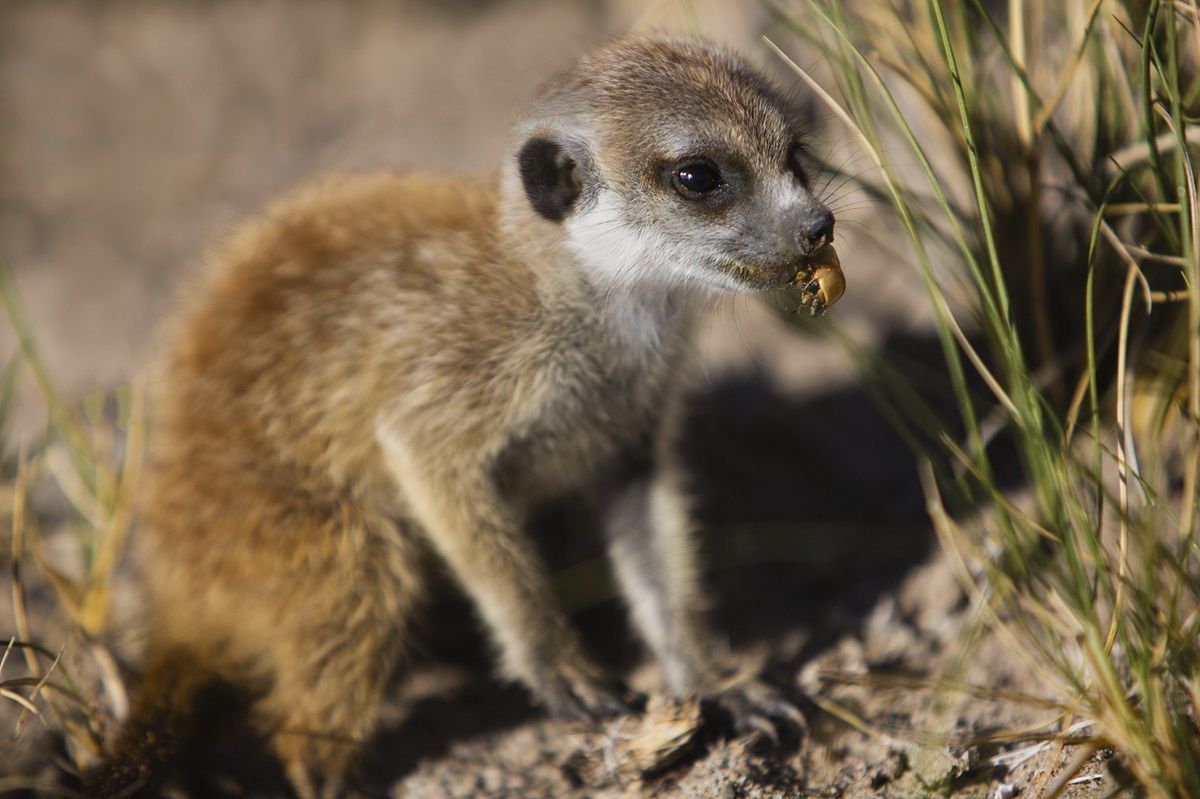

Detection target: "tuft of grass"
[1, 254, 140, 781]
[769, 0, 1200, 794]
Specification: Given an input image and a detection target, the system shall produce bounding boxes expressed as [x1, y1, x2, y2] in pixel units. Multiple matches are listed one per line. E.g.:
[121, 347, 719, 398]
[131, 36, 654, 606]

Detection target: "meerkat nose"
[795, 207, 835, 255]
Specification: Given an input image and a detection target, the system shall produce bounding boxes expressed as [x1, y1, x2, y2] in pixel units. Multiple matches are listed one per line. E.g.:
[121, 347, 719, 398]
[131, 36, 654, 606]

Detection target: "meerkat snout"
[794, 206, 835, 256]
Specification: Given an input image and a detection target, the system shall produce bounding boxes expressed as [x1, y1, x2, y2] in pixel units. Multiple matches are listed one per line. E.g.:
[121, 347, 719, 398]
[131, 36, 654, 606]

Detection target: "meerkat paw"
[530, 659, 642, 721]
[702, 679, 807, 750]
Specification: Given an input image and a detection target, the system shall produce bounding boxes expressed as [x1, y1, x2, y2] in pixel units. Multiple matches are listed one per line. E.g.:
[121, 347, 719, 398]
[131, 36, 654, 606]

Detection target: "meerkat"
[88, 36, 843, 799]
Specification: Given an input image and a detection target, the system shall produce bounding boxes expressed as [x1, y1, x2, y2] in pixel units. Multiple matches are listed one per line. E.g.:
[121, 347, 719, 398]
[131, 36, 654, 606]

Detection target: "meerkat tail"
[82, 646, 220, 798]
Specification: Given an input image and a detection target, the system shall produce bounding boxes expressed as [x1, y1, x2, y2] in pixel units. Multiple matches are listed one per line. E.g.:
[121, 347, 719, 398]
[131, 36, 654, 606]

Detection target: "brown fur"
[97, 37, 828, 798]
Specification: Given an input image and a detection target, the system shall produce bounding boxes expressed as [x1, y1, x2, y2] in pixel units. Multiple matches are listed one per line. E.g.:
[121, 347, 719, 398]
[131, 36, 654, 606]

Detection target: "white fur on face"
[564, 188, 744, 298]
[562, 188, 741, 351]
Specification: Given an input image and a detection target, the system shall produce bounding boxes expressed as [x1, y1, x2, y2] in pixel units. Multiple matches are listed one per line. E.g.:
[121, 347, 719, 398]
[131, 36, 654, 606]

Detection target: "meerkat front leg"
[378, 424, 629, 719]
[603, 467, 709, 695]
[604, 465, 806, 741]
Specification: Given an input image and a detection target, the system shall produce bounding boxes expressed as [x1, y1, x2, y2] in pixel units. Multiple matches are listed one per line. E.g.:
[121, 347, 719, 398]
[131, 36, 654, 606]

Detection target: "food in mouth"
[792, 244, 845, 316]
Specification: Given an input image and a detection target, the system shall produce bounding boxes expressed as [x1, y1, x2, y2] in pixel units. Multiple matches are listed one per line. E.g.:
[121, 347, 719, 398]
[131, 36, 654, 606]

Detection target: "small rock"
[621, 695, 704, 777]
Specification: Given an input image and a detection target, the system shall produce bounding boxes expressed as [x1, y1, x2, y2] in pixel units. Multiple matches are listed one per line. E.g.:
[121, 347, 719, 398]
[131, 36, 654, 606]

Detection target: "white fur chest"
[495, 287, 695, 505]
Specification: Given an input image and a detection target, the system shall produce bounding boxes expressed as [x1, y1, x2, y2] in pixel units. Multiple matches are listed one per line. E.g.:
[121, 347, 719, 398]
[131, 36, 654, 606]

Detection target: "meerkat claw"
[535, 664, 642, 721]
[702, 680, 807, 752]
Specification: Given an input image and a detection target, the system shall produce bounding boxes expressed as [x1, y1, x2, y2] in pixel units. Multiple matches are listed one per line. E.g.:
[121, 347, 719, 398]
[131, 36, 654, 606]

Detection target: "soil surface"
[0, 2, 1130, 797]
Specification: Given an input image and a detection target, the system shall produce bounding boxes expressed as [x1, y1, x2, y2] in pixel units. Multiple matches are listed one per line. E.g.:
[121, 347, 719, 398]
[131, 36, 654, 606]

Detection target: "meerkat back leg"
[247, 502, 423, 799]
[378, 425, 629, 719]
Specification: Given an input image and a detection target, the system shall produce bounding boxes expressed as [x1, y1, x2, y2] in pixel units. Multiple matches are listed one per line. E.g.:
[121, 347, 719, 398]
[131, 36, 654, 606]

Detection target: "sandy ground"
[0, 2, 1130, 797]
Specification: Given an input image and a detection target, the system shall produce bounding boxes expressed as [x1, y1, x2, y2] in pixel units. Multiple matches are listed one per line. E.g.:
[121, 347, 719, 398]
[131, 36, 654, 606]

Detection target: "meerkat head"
[509, 36, 834, 296]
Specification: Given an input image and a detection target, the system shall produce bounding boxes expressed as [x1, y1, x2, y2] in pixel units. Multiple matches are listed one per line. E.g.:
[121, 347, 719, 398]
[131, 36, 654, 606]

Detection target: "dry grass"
[768, 0, 1200, 794]
[1, 255, 141, 791]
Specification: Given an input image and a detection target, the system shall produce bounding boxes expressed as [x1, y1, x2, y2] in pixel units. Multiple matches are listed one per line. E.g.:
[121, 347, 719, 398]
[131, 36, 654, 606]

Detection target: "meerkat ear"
[517, 136, 584, 222]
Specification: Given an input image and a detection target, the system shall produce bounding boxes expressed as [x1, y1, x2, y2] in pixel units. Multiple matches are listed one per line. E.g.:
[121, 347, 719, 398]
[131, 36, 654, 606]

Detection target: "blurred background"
[0, 0, 928, 436]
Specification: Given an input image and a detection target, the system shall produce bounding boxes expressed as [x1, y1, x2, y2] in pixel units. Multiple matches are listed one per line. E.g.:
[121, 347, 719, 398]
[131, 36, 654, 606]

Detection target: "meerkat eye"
[671, 159, 724, 198]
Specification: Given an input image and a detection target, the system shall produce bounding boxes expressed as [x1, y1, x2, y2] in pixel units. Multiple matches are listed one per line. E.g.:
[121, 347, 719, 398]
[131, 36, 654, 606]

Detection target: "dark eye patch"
[788, 142, 811, 184]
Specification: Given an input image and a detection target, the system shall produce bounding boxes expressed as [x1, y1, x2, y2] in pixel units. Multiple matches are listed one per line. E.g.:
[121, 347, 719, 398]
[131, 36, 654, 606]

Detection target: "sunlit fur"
[93, 37, 830, 799]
